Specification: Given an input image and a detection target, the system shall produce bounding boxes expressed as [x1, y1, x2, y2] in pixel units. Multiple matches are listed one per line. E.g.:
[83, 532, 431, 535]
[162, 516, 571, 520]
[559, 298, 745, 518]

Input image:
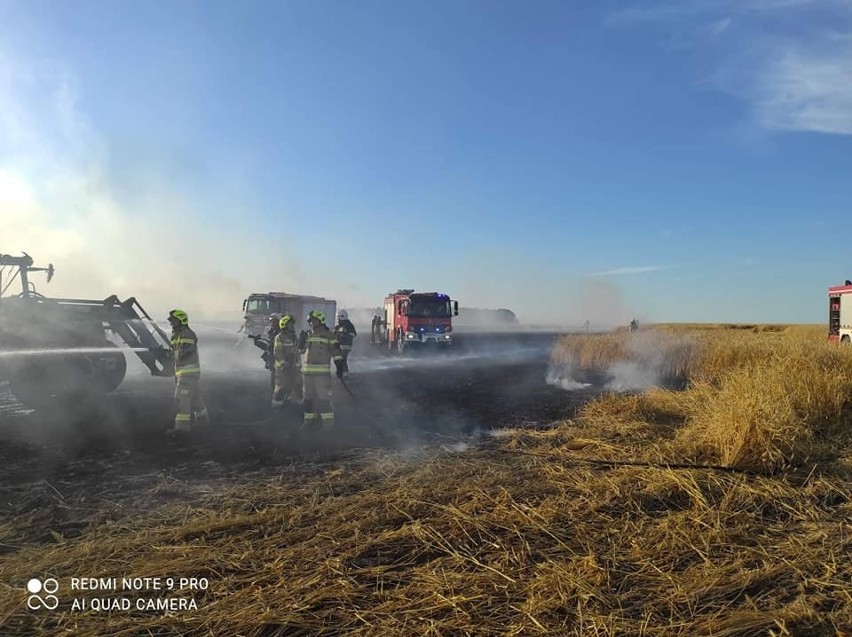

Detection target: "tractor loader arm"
[45, 294, 175, 377]
[105, 296, 174, 377]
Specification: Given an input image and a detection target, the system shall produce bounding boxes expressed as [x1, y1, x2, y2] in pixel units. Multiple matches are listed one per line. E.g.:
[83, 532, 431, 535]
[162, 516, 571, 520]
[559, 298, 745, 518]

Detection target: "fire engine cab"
[828, 281, 852, 342]
[377, 289, 458, 353]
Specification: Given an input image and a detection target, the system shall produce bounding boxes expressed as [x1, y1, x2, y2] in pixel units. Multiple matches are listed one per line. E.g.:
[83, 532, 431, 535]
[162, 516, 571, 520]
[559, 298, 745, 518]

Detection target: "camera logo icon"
[27, 578, 59, 610]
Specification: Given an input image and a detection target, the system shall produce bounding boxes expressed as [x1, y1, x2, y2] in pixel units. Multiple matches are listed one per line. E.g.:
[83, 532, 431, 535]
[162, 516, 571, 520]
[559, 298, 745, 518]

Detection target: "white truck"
[240, 292, 337, 338]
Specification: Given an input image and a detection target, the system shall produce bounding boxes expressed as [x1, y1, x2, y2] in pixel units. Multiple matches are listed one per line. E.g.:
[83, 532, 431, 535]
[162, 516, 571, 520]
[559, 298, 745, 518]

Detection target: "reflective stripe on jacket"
[171, 325, 201, 377]
[274, 329, 299, 368]
[300, 324, 343, 374]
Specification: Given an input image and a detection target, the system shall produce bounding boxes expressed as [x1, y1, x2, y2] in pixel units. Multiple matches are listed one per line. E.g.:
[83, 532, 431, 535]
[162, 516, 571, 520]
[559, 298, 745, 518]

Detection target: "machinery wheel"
[8, 341, 127, 405]
[87, 341, 128, 393]
[842, 335, 851, 345]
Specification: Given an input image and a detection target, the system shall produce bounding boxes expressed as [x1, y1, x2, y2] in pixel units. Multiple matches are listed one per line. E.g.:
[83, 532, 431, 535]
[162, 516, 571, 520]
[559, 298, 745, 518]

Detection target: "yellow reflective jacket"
[300, 323, 343, 375]
[171, 325, 201, 377]
[273, 328, 299, 368]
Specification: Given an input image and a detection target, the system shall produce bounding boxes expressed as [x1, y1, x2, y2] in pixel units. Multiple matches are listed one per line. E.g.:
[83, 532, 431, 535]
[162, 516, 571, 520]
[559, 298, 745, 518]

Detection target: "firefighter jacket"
[300, 323, 343, 375]
[171, 325, 201, 377]
[267, 324, 281, 344]
[267, 324, 281, 352]
[273, 327, 299, 369]
[335, 319, 357, 348]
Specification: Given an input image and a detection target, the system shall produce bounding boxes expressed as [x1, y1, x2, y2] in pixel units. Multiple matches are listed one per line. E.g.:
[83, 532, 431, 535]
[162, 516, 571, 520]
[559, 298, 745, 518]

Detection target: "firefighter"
[265, 313, 282, 390]
[629, 318, 639, 333]
[249, 313, 279, 389]
[299, 310, 346, 429]
[267, 313, 282, 341]
[334, 309, 357, 368]
[271, 314, 300, 408]
[370, 315, 379, 344]
[167, 309, 209, 433]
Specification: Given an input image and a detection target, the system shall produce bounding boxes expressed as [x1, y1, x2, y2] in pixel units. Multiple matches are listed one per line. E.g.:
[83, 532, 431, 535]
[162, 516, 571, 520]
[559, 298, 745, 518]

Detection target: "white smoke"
[604, 330, 690, 392]
[605, 360, 660, 392]
[0, 54, 368, 323]
[441, 441, 470, 453]
[545, 364, 592, 391]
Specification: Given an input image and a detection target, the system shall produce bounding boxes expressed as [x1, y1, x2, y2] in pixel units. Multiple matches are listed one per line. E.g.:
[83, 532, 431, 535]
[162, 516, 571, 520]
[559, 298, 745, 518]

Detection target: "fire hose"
[338, 373, 354, 398]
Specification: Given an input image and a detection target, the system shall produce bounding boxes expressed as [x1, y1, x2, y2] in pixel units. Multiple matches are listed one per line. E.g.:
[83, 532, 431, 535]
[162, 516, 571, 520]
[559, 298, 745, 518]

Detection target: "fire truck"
[240, 292, 336, 338]
[375, 289, 458, 353]
[828, 281, 852, 342]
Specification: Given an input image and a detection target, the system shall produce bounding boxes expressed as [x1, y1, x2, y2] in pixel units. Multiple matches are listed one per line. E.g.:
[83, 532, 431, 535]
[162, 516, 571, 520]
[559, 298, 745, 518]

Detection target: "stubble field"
[1, 326, 850, 636]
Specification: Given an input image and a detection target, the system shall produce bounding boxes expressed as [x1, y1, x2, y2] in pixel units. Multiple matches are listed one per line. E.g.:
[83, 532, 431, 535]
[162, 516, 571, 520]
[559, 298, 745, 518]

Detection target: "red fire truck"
[375, 289, 458, 353]
[828, 281, 852, 342]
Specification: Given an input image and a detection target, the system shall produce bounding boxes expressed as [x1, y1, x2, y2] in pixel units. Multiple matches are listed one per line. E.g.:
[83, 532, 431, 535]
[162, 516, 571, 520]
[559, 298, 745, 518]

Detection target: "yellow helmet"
[279, 314, 293, 330]
[308, 309, 325, 324]
[168, 309, 189, 325]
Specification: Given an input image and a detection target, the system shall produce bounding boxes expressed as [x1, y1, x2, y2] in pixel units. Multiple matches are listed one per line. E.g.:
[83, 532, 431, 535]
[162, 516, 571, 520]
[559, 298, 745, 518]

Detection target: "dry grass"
[1, 324, 851, 636]
[553, 324, 852, 473]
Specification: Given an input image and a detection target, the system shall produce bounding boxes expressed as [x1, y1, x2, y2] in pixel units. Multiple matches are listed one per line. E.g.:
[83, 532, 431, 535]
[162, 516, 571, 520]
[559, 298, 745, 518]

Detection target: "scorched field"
[1, 326, 850, 636]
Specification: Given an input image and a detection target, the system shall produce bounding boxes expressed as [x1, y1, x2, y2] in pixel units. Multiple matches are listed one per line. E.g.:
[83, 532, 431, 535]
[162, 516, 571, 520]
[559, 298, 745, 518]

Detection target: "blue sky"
[2, 0, 851, 325]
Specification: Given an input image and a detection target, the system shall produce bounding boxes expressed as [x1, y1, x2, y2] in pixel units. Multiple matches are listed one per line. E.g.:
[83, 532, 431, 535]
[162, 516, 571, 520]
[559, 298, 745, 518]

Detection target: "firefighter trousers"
[301, 372, 333, 427]
[174, 375, 209, 431]
[272, 365, 300, 407]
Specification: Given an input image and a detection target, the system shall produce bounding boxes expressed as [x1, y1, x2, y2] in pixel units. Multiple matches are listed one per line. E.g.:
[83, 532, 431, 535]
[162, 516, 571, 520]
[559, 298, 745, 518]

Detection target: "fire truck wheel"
[842, 335, 850, 345]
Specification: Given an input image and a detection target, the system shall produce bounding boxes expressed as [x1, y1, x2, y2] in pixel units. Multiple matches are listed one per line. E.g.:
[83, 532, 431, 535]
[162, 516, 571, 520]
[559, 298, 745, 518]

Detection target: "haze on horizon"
[2, 0, 851, 327]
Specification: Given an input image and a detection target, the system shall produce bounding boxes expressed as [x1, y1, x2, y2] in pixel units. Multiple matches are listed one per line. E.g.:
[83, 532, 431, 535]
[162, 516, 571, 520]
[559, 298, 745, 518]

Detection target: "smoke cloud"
[1, 52, 648, 330]
[0, 54, 369, 325]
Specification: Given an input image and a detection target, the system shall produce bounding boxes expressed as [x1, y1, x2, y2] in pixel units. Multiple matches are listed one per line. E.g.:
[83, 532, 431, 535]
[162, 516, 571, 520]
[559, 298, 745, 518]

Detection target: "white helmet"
[338, 309, 348, 321]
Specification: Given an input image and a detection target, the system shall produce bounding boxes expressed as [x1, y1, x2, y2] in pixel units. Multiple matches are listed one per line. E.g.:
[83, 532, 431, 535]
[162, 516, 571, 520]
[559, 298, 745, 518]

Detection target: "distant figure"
[371, 315, 380, 344]
[583, 319, 590, 332]
[334, 309, 357, 367]
[629, 318, 639, 333]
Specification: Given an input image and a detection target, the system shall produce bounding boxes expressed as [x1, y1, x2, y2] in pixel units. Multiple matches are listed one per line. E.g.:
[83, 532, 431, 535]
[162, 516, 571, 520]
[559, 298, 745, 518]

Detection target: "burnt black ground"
[0, 330, 605, 518]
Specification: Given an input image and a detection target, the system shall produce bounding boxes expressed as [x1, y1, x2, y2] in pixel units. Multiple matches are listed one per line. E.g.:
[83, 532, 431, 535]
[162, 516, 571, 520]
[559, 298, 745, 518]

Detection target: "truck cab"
[379, 289, 458, 353]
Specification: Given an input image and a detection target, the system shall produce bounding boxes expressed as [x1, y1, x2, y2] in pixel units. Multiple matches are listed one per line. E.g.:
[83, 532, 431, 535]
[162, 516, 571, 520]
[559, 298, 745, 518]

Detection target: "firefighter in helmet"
[298, 310, 346, 429]
[271, 314, 300, 408]
[334, 309, 357, 369]
[249, 313, 281, 392]
[167, 309, 209, 433]
[264, 313, 282, 389]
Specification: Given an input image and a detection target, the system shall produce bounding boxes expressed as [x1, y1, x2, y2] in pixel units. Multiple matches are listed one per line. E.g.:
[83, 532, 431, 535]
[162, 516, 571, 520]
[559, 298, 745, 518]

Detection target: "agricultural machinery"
[0, 253, 173, 404]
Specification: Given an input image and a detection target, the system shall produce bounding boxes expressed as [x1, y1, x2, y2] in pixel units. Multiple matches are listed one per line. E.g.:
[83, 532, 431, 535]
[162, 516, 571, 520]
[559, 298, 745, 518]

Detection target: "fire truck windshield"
[246, 298, 270, 312]
[408, 299, 452, 318]
[246, 298, 286, 313]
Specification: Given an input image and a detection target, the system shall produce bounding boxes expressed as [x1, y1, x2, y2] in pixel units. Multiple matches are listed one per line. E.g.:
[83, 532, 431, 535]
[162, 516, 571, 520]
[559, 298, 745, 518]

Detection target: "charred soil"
[0, 331, 592, 544]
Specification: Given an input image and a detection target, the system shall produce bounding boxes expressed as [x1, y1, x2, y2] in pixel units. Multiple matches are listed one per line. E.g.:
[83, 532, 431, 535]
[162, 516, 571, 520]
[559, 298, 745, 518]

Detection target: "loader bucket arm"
[104, 296, 174, 377]
[41, 294, 174, 377]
